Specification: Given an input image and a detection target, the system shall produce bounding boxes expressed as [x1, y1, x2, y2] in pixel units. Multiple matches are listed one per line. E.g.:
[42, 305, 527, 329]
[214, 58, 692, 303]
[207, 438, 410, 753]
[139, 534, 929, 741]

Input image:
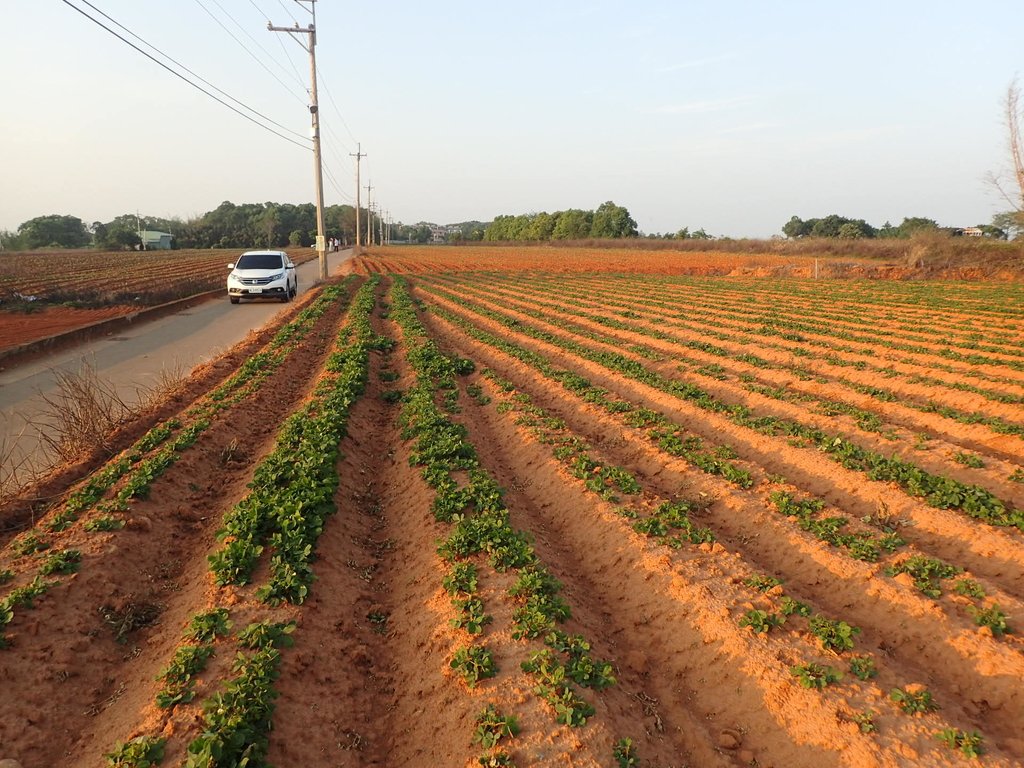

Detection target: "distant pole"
[350, 143, 365, 253]
[269, 0, 327, 281]
[365, 182, 374, 246]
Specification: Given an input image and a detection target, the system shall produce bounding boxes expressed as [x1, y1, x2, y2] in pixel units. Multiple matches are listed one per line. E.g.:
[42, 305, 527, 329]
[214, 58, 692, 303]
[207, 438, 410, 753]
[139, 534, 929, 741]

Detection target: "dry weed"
[33, 361, 132, 463]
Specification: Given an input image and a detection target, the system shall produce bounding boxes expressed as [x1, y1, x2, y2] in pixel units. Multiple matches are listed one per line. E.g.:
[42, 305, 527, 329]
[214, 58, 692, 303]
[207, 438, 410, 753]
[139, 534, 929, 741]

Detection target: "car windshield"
[235, 252, 283, 270]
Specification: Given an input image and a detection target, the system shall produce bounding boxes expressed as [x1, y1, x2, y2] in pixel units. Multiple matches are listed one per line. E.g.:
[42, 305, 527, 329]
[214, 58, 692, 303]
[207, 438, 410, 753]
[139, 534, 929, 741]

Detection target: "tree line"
[483, 201, 639, 241]
[0, 204, 493, 251]
[782, 215, 1009, 240]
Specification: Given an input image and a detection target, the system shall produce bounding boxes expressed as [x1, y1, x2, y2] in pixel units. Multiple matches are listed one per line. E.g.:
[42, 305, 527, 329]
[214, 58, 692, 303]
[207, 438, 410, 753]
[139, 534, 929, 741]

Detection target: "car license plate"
[250, 287, 263, 293]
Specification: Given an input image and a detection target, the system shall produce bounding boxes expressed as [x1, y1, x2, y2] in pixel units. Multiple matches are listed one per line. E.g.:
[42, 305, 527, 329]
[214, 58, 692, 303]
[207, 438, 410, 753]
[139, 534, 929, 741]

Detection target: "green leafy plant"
[791, 662, 842, 689]
[780, 596, 812, 617]
[852, 710, 876, 733]
[478, 752, 515, 767]
[953, 451, 985, 469]
[743, 574, 782, 592]
[969, 603, 1011, 636]
[11, 530, 49, 557]
[936, 728, 984, 759]
[809, 615, 860, 652]
[738, 609, 784, 634]
[890, 686, 938, 715]
[156, 644, 215, 708]
[187, 608, 231, 643]
[237, 621, 296, 650]
[953, 579, 986, 599]
[450, 645, 497, 688]
[886, 556, 960, 598]
[84, 515, 126, 532]
[105, 735, 166, 767]
[474, 704, 520, 748]
[443, 562, 479, 595]
[848, 656, 877, 681]
[450, 597, 492, 635]
[613, 737, 639, 767]
[39, 549, 82, 576]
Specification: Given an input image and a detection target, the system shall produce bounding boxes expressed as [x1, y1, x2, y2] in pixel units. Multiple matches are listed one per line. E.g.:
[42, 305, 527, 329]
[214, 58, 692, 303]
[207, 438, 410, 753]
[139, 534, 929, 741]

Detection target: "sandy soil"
[1, 257, 1023, 767]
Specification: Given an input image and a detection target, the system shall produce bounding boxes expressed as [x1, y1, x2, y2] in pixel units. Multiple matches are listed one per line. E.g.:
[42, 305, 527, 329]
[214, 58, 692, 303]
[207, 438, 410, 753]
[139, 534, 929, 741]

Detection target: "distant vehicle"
[226, 250, 297, 304]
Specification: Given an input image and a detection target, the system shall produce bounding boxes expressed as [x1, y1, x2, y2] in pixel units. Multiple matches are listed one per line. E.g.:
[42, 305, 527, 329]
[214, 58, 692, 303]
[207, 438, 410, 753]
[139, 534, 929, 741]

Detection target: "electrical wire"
[193, 0, 308, 107]
[60, 0, 312, 151]
[274, 0, 299, 24]
[70, 0, 309, 143]
[207, 0, 307, 95]
[318, 72, 360, 147]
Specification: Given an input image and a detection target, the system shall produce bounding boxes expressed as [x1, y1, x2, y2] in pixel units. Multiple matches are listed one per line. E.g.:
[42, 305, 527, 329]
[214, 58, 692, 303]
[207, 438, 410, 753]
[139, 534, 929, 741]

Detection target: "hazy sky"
[2, 1, 1022, 237]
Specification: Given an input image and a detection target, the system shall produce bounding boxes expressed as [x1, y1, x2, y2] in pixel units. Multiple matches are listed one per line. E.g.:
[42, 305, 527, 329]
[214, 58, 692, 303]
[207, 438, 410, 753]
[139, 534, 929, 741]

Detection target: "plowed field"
[1, 247, 1022, 768]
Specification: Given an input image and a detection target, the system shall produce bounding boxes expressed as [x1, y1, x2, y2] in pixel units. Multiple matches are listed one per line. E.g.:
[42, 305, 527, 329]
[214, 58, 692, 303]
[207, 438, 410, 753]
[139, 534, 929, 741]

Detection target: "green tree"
[897, 217, 939, 238]
[782, 216, 811, 238]
[991, 211, 1024, 239]
[590, 201, 638, 238]
[552, 209, 593, 239]
[18, 214, 90, 249]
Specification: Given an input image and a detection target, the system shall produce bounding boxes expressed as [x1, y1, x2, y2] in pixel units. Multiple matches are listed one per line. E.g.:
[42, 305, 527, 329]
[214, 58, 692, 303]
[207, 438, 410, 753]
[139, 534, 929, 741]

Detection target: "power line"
[318, 72, 360, 147]
[61, 0, 312, 151]
[274, 0, 299, 24]
[208, 0, 307, 94]
[193, 0, 308, 106]
[70, 0, 308, 143]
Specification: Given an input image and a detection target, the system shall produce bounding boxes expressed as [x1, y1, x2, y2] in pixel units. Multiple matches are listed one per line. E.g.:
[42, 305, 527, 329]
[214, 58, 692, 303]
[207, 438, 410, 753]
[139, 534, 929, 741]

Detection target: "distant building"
[140, 230, 173, 249]
[960, 227, 983, 237]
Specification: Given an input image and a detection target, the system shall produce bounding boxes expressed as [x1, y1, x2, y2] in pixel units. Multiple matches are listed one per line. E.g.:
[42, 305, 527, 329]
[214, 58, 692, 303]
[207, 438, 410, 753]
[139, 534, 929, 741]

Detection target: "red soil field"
[1, 246, 1022, 767]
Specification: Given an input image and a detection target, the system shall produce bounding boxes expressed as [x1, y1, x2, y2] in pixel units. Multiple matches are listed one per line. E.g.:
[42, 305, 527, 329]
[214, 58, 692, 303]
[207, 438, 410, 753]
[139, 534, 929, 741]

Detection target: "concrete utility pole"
[349, 143, 365, 253]
[269, 0, 327, 281]
[365, 182, 374, 246]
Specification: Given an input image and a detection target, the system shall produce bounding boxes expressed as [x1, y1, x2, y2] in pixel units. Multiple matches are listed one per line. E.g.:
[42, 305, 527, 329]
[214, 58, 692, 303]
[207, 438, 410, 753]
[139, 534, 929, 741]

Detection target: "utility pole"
[269, 1, 327, 281]
[365, 182, 374, 246]
[349, 143, 365, 253]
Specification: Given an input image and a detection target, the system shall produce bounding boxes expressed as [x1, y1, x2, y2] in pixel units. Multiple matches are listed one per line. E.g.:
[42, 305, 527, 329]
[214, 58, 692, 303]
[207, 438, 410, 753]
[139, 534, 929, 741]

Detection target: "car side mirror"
[227, 263, 235, 269]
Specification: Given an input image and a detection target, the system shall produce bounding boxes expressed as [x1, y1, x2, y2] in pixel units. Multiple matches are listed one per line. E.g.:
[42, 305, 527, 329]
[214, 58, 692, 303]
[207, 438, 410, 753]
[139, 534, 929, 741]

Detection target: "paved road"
[0, 249, 352, 488]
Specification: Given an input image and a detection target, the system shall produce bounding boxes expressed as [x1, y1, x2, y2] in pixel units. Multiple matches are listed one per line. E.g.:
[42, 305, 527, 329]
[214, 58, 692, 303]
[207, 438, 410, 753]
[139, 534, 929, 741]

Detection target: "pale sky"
[2, 1, 1022, 237]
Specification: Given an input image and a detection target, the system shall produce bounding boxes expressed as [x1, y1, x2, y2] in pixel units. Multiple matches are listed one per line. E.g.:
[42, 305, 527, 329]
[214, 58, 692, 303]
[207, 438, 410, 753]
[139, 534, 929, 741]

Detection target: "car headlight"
[269, 271, 285, 282]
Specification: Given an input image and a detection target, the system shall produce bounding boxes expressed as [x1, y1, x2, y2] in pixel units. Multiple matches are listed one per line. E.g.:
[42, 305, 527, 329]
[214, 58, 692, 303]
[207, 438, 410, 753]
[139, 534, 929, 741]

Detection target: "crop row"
[0, 281, 356, 648]
[472, 272, 1024, 437]
[417, 278, 1023, 533]
[483, 271, 1024, 402]
[412, 288, 1024, 763]
[105, 278, 380, 766]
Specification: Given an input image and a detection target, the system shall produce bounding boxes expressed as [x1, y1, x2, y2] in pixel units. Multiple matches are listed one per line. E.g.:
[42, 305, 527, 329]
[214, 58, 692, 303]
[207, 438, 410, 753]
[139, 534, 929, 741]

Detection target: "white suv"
[227, 250, 297, 304]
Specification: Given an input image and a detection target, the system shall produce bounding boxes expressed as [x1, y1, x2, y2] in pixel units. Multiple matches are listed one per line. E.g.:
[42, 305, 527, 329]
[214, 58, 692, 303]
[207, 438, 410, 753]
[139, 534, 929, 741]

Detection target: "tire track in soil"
[417, 290, 1024, 761]
[416, 283, 1024, 599]
[0, 282, 357, 766]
